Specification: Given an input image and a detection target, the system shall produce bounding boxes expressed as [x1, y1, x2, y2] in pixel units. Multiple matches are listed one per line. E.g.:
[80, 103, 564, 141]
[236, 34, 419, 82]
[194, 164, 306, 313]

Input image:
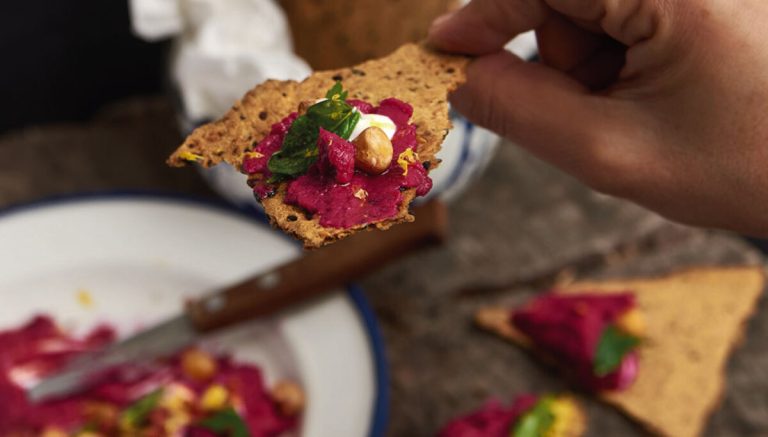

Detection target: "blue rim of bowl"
[0, 189, 389, 437]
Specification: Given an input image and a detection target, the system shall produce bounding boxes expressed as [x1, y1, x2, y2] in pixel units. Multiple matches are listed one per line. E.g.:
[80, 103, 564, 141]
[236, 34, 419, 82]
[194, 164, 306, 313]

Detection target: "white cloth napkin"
[129, 0, 311, 121]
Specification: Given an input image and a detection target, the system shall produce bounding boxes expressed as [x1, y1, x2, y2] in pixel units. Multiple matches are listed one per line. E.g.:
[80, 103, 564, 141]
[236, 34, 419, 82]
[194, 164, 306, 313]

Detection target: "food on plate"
[168, 43, 467, 248]
[476, 267, 765, 437]
[437, 393, 585, 437]
[0, 316, 302, 437]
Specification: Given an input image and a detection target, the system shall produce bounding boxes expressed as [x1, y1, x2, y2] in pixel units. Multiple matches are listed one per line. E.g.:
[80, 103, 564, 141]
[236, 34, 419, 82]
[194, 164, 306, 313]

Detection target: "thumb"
[453, 51, 644, 194]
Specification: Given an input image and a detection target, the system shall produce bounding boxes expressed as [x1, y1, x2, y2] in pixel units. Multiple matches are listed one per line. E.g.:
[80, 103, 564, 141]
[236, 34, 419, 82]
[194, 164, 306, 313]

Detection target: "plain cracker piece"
[169, 43, 467, 248]
[476, 266, 766, 437]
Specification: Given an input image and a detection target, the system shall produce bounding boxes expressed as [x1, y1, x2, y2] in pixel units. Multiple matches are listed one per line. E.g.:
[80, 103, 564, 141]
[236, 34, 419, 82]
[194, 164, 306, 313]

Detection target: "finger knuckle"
[576, 131, 643, 196]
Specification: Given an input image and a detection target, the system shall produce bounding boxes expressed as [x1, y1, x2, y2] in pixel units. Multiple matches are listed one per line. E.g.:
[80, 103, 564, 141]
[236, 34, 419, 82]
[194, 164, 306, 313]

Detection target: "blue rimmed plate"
[0, 192, 388, 437]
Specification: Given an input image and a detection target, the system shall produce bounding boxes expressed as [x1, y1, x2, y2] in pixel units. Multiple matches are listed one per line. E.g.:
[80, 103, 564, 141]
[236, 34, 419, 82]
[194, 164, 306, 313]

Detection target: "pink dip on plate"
[0, 316, 297, 436]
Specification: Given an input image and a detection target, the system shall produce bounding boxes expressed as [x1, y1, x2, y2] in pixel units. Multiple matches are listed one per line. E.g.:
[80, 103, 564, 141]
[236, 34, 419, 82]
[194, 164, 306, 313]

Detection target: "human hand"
[428, 0, 768, 236]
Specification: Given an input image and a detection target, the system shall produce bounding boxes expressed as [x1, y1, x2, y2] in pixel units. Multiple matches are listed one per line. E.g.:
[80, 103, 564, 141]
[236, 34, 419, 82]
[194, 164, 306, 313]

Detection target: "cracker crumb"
[354, 188, 368, 200]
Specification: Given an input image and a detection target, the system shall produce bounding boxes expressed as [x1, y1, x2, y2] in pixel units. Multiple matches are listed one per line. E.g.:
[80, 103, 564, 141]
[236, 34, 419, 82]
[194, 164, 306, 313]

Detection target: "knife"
[27, 201, 447, 402]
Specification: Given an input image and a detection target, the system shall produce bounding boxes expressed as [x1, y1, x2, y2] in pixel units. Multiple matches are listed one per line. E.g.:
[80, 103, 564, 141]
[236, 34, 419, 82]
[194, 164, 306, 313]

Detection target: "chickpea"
[353, 126, 393, 175]
[40, 428, 69, 437]
[270, 380, 305, 417]
[180, 348, 218, 382]
[200, 384, 230, 412]
[83, 402, 119, 430]
[616, 308, 646, 338]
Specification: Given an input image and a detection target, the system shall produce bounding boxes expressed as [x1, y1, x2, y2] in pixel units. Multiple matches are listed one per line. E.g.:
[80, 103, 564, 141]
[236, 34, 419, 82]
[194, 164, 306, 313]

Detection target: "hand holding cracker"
[429, 0, 768, 236]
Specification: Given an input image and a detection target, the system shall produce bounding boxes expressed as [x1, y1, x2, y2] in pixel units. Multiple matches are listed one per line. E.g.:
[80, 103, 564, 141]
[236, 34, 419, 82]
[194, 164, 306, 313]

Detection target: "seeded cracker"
[475, 267, 766, 437]
[169, 43, 467, 248]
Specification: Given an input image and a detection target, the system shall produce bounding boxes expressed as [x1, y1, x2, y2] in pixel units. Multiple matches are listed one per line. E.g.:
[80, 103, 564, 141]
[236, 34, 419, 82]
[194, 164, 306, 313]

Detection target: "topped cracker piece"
[437, 392, 587, 437]
[476, 266, 766, 437]
[169, 43, 467, 248]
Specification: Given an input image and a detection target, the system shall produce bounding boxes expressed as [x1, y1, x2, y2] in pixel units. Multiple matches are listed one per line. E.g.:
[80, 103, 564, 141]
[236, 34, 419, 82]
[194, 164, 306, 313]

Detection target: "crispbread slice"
[168, 43, 467, 248]
[476, 267, 766, 437]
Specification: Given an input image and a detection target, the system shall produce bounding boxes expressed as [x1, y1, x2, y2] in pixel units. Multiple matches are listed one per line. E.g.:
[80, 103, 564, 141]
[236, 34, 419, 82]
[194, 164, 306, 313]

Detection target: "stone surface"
[1, 98, 765, 437]
[0, 97, 214, 205]
[361, 143, 767, 436]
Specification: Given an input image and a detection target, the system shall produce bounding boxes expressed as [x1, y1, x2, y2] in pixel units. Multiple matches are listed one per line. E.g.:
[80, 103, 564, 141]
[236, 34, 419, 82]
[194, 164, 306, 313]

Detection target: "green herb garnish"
[593, 325, 640, 376]
[306, 100, 361, 140]
[325, 81, 348, 100]
[120, 388, 163, 429]
[267, 115, 321, 182]
[198, 407, 251, 437]
[267, 81, 360, 182]
[511, 397, 556, 437]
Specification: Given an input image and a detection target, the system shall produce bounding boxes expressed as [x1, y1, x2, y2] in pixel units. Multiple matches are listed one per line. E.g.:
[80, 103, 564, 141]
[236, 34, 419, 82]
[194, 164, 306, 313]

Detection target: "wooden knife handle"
[186, 201, 448, 332]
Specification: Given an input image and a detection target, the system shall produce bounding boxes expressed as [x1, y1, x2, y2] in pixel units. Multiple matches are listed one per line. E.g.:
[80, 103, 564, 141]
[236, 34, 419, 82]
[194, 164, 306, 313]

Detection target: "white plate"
[0, 193, 388, 437]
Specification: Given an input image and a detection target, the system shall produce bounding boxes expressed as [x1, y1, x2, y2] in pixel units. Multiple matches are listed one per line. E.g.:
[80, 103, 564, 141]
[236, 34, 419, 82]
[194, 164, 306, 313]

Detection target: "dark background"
[0, 0, 168, 133]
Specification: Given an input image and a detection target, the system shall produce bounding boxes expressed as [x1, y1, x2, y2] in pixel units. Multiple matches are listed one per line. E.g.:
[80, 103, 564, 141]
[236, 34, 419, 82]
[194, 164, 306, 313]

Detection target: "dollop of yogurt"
[313, 98, 397, 140]
[349, 113, 397, 140]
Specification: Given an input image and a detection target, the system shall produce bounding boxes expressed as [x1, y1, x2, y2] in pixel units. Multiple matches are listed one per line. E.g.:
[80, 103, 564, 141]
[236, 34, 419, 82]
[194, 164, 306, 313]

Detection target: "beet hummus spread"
[242, 82, 431, 229]
[0, 316, 300, 437]
[512, 293, 643, 391]
[438, 394, 583, 437]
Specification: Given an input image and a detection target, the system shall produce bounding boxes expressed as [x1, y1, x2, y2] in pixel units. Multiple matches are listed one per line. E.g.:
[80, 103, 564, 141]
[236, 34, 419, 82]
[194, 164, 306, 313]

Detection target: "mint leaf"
[511, 397, 555, 437]
[335, 109, 360, 139]
[594, 325, 640, 376]
[267, 115, 320, 181]
[306, 98, 359, 139]
[325, 81, 348, 101]
[198, 407, 251, 437]
[267, 82, 359, 181]
[120, 389, 163, 428]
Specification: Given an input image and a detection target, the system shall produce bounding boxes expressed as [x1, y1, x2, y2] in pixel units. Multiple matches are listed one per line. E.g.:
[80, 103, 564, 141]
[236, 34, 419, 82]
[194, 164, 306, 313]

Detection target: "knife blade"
[27, 315, 197, 402]
[27, 201, 447, 402]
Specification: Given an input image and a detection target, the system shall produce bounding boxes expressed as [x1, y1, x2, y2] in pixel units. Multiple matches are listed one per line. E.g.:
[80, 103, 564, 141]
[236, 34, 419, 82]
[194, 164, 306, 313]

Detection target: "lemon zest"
[179, 151, 204, 162]
[244, 151, 264, 160]
[397, 148, 418, 176]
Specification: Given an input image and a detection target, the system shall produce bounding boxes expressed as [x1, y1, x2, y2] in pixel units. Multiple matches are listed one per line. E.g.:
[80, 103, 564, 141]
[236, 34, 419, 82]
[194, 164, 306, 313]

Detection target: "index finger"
[428, 0, 549, 55]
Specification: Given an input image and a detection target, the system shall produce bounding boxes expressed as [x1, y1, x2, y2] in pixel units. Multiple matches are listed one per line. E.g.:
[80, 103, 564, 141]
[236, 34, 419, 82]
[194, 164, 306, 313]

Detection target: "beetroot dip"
[0, 315, 296, 436]
[0, 316, 115, 433]
[242, 98, 432, 229]
[437, 394, 538, 437]
[512, 293, 640, 391]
